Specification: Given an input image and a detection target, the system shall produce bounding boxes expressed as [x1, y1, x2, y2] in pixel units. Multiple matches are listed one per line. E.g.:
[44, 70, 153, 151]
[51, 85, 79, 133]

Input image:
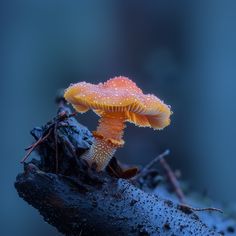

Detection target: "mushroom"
[64, 76, 172, 171]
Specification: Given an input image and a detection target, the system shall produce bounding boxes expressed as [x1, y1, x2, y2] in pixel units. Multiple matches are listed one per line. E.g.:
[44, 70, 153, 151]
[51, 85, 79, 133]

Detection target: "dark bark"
[15, 164, 217, 236]
[15, 101, 219, 236]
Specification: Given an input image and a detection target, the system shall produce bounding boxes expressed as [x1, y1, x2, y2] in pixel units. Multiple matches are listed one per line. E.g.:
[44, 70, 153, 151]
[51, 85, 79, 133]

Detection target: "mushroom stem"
[82, 112, 126, 171]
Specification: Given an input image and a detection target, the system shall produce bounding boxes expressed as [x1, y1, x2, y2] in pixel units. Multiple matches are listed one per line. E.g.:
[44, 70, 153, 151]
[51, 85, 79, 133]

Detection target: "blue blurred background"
[2, 1, 236, 235]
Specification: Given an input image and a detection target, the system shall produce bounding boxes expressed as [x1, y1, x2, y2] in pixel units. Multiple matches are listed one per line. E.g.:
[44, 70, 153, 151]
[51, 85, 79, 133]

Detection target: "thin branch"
[158, 152, 186, 203]
[134, 149, 170, 180]
[179, 204, 223, 214]
[21, 110, 77, 164]
[134, 149, 185, 203]
[20, 129, 52, 163]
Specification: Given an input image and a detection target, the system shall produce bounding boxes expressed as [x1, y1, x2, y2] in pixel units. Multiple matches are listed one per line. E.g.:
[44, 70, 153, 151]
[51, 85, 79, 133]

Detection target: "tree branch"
[15, 163, 217, 236]
[15, 100, 220, 236]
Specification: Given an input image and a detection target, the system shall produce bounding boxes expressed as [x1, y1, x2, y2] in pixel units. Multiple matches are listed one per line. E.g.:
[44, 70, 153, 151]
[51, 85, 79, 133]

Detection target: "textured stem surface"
[82, 112, 126, 170]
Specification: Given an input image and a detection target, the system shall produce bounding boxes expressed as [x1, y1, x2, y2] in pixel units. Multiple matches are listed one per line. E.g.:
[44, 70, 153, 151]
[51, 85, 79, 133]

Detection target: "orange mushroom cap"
[64, 76, 172, 130]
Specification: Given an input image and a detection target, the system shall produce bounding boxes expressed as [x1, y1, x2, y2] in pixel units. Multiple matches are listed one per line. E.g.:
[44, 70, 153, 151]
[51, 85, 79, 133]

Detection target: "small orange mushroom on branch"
[64, 76, 172, 171]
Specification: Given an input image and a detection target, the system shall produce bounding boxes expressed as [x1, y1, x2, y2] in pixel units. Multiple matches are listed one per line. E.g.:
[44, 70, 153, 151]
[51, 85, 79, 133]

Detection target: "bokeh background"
[2, 1, 236, 235]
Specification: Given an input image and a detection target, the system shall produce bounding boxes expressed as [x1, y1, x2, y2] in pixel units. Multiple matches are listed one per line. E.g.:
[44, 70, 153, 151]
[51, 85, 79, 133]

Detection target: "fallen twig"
[20, 110, 76, 164]
[158, 152, 186, 203]
[134, 149, 186, 203]
[179, 204, 223, 214]
[20, 129, 52, 163]
[134, 149, 170, 180]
